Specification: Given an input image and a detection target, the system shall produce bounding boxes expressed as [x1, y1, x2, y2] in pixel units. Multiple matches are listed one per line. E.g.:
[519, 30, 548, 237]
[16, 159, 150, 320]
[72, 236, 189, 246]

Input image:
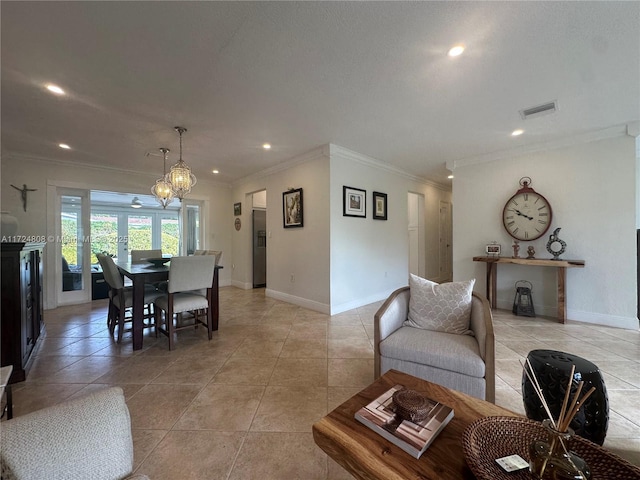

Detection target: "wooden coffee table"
[313, 369, 519, 480]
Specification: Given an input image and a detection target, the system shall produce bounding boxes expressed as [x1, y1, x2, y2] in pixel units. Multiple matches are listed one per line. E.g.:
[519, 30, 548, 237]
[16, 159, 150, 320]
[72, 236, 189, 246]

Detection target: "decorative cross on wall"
[10, 184, 37, 212]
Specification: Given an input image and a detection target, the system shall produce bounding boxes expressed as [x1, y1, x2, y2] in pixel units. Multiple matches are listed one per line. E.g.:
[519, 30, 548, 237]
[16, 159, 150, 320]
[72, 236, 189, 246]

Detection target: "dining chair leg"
[206, 306, 213, 340]
[154, 308, 160, 338]
[107, 300, 116, 335]
[167, 302, 174, 351]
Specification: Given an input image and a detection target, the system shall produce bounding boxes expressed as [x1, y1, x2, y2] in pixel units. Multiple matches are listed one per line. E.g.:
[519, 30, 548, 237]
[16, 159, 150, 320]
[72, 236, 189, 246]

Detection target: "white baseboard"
[231, 280, 253, 290]
[265, 289, 331, 314]
[330, 288, 398, 315]
[566, 309, 639, 330]
[496, 298, 639, 330]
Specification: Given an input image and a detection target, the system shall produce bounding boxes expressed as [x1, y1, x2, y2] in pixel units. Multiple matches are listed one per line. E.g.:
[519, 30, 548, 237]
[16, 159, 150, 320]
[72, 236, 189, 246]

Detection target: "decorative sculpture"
[546, 227, 567, 260]
[527, 246, 536, 259]
[512, 240, 520, 258]
[10, 184, 37, 212]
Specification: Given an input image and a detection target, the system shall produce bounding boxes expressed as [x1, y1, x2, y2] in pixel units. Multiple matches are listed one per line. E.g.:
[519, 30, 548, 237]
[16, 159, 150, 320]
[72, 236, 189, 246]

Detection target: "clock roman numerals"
[502, 183, 553, 241]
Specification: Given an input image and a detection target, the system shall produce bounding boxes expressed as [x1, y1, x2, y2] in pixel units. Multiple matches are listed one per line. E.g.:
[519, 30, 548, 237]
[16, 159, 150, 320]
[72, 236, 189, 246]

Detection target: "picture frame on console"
[343, 186, 366, 218]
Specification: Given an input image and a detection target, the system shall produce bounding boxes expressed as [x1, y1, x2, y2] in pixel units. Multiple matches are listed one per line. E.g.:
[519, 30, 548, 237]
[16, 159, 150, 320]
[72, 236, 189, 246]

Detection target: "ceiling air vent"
[519, 101, 558, 120]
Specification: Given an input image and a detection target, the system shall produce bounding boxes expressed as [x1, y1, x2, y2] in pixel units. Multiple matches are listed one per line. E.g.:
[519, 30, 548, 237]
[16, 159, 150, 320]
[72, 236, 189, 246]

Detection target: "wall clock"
[502, 177, 552, 241]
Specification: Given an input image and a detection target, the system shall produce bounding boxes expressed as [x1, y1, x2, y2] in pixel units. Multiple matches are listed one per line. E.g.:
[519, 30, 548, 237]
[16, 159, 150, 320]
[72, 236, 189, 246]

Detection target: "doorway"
[439, 201, 453, 282]
[408, 192, 425, 277]
[252, 190, 267, 288]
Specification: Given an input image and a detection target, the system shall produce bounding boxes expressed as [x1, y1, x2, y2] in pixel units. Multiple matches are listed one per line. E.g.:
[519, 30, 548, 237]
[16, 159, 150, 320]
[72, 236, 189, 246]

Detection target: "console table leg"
[486, 262, 497, 309]
[557, 267, 567, 323]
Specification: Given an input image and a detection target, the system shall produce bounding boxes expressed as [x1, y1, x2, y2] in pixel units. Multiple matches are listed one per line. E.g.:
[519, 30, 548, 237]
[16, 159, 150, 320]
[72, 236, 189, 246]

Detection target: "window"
[90, 191, 181, 262]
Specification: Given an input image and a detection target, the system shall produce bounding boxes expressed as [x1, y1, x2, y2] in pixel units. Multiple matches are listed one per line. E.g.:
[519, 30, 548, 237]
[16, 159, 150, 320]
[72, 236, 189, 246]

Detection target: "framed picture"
[234, 202, 242, 216]
[372, 191, 387, 220]
[283, 188, 303, 228]
[343, 186, 366, 218]
[485, 243, 501, 256]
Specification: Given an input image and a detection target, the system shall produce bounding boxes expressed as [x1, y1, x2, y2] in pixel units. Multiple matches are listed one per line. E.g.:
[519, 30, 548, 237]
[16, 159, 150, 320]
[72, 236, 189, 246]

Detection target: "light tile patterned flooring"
[7, 287, 640, 478]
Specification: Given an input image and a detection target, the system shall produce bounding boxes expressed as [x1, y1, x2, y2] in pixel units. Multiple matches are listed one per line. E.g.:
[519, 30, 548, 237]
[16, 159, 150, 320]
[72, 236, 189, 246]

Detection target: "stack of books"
[354, 384, 454, 459]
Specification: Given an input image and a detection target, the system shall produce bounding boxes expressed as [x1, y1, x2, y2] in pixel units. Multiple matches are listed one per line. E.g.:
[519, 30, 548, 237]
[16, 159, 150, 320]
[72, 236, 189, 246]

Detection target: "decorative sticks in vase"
[521, 359, 594, 479]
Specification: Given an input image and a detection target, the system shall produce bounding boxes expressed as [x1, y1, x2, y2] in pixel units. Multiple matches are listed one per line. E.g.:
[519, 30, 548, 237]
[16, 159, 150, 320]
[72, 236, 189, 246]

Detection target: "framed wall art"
[372, 191, 387, 220]
[234, 202, 242, 216]
[283, 188, 303, 228]
[343, 186, 366, 218]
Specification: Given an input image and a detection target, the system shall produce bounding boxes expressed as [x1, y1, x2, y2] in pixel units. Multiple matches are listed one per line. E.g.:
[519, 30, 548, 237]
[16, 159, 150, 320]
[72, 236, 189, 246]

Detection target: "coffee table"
[312, 369, 518, 480]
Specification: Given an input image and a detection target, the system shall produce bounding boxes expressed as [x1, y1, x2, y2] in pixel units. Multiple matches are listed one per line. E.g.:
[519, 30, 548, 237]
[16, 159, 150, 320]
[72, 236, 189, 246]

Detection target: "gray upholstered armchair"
[0, 387, 147, 480]
[374, 287, 495, 403]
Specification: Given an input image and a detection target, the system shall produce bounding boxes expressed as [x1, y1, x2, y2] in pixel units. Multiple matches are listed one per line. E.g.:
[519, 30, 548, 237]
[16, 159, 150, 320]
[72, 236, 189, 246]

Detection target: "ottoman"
[522, 349, 609, 445]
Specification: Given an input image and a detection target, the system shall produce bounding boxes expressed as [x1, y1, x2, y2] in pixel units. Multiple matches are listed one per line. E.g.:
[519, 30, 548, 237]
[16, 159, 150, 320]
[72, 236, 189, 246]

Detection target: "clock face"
[502, 191, 552, 241]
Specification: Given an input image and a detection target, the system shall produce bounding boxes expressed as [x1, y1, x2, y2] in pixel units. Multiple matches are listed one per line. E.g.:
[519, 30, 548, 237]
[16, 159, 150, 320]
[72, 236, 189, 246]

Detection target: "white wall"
[453, 135, 638, 329]
[231, 147, 331, 311]
[231, 144, 452, 315]
[1, 155, 233, 308]
[329, 145, 452, 314]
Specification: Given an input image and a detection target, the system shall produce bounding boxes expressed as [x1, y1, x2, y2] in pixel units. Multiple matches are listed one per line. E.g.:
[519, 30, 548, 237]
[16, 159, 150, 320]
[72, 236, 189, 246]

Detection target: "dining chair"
[194, 249, 223, 266]
[130, 249, 168, 291]
[97, 254, 163, 343]
[130, 249, 162, 263]
[154, 255, 216, 350]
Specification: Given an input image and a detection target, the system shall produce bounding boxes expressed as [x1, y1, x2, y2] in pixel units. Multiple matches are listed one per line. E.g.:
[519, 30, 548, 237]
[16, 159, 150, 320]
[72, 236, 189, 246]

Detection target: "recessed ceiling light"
[263, 143, 271, 150]
[511, 129, 524, 136]
[448, 45, 465, 57]
[212, 169, 219, 174]
[448, 174, 454, 179]
[46, 84, 65, 95]
[59, 143, 71, 149]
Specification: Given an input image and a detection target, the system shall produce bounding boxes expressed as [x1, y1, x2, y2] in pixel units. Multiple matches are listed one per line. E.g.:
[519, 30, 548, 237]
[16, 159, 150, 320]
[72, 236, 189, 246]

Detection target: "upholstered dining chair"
[154, 255, 216, 350]
[194, 249, 223, 266]
[130, 249, 162, 263]
[374, 276, 495, 403]
[97, 254, 163, 343]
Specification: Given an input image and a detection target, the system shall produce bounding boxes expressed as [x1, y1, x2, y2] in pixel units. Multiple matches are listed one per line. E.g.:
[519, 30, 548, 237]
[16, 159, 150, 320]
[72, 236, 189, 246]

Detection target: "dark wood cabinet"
[1, 242, 45, 384]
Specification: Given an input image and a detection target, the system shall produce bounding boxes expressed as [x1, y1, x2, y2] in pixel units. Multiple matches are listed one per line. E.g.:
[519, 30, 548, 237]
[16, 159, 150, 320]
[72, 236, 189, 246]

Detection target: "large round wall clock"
[502, 177, 552, 241]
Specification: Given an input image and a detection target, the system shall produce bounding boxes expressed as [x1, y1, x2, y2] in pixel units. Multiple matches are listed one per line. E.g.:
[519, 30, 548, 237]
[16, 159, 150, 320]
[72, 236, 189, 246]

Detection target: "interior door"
[408, 192, 425, 277]
[439, 201, 453, 282]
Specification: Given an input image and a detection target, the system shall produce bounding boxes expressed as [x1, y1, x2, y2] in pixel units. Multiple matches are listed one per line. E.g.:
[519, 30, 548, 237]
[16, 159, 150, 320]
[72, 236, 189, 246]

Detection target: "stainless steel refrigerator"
[253, 210, 267, 287]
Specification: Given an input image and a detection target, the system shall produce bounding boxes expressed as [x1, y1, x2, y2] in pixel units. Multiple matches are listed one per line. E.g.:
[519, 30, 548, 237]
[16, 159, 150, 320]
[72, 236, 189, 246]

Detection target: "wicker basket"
[391, 389, 431, 423]
[462, 416, 640, 480]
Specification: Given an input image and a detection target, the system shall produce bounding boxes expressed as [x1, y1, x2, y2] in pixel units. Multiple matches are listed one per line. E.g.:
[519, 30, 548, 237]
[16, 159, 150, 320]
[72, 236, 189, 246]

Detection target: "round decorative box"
[392, 389, 430, 423]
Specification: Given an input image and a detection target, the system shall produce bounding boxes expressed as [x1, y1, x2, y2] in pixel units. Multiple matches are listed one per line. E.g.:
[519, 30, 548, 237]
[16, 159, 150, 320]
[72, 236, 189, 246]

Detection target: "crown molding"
[328, 144, 448, 190]
[446, 124, 631, 171]
[232, 146, 328, 186]
[1, 151, 232, 189]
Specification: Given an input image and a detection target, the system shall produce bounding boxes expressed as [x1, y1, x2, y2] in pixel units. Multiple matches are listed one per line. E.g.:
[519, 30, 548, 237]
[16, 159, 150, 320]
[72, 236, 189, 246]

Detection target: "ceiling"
[2, 2, 639, 186]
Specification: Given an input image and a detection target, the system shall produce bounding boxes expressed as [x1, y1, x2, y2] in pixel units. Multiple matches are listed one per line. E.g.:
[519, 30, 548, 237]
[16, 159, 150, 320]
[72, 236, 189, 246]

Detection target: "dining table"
[113, 259, 222, 350]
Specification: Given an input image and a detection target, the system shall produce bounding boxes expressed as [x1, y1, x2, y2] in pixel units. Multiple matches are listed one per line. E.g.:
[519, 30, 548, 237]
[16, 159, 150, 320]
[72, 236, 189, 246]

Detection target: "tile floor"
[6, 287, 640, 478]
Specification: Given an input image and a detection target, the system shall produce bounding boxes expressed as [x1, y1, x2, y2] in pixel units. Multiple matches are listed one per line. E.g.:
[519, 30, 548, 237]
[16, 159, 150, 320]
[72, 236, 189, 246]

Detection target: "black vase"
[522, 349, 609, 446]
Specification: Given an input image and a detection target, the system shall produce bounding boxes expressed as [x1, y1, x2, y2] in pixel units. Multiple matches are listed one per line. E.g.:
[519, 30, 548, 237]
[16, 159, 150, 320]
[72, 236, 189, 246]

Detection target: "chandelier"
[151, 147, 175, 208]
[167, 126, 197, 201]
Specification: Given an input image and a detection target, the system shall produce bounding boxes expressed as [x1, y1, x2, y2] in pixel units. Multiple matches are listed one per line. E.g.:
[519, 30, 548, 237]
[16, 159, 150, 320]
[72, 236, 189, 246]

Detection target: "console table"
[473, 256, 585, 323]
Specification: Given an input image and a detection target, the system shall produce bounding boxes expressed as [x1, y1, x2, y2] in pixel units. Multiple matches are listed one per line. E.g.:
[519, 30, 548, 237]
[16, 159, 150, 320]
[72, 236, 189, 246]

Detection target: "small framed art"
[283, 188, 303, 228]
[343, 186, 366, 218]
[234, 202, 242, 216]
[372, 191, 387, 220]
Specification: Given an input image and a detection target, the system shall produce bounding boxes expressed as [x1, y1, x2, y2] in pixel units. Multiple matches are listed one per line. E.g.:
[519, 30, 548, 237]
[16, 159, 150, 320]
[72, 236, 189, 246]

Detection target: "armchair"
[374, 286, 495, 403]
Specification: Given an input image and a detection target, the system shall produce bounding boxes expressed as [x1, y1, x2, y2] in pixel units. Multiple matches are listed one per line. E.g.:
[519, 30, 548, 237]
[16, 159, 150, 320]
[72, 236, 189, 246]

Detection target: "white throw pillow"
[404, 274, 475, 335]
